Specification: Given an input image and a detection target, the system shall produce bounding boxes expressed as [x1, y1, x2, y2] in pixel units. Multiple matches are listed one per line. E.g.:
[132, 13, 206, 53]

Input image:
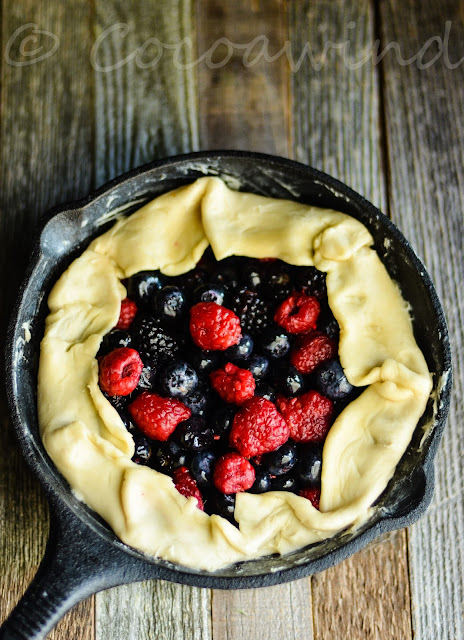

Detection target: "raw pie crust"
[38, 177, 432, 571]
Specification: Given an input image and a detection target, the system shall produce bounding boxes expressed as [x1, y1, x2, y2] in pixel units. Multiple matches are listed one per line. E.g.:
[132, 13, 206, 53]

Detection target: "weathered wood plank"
[379, 2, 464, 639]
[0, 1, 95, 637]
[290, 3, 413, 639]
[93, 0, 199, 187]
[212, 580, 313, 640]
[196, 0, 289, 155]
[92, 3, 211, 639]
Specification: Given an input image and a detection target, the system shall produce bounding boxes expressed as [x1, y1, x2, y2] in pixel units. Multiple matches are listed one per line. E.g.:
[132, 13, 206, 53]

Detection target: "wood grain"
[93, 0, 199, 187]
[379, 2, 464, 639]
[0, 1, 95, 637]
[196, 0, 289, 155]
[289, 3, 413, 639]
[92, 2, 211, 639]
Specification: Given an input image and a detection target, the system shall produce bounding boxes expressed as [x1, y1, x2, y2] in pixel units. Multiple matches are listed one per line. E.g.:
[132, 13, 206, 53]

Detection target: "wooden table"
[1, 2, 463, 638]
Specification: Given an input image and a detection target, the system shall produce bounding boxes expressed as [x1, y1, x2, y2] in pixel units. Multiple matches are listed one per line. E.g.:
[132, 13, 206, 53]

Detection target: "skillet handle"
[0, 501, 151, 640]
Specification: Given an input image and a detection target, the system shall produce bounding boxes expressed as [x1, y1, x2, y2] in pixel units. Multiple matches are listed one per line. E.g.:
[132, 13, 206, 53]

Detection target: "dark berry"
[136, 357, 157, 390]
[159, 361, 198, 398]
[210, 362, 255, 405]
[127, 271, 163, 306]
[188, 347, 221, 373]
[99, 329, 132, 356]
[293, 266, 327, 299]
[212, 404, 236, 441]
[225, 334, 254, 361]
[132, 316, 179, 364]
[212, 264, 239, 291]
[246, 355, 269, 379]
[151, 440, 188, 474]
[103, 391, 129, 415]
[270, 362, 305, 396]
[315, 359, 354, 400]
[317, 305, 340, 340]
[296, 443, 323, 487]
[99, 348, 143, 396]
[173, 267, 208, 291]
[132, 434, 152, 465]
[154, 286, 186, 322]
[213, 453, 255, 493]
[260, 327, 291, 359]
[248, 467, 272, 493]
[262, 441, 297, 476]
[241, 263, 265, 290]
[190, 450, 216, 489]
[182, 384, 211, 416]
[271, 474, 298, 492]
[212, 491, 236, 522]
[254, 382, 276, 403]
[267, 263, 291, 301]
[194, 283, 225, 305]
[230, 397, 289, 457]
[229, 288, 271, 335]
[174, 417, 215, 451]
[190, 302, 242, 351]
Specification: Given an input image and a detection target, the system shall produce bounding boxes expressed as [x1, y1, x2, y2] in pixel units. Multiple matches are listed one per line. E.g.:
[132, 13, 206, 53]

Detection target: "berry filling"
[97, 252, 364, 522]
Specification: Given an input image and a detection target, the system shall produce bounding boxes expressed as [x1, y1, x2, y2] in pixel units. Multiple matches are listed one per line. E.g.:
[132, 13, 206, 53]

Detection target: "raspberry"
[229, 397, 289, 457]
[190, 302, 241, 350]
[99, 347, 143, 396]
[173, 466, 204, 510]
[210, 362, 255, 405]
[299, 487, 321, 509]
[274, 293, 320, 334]
[128, 392, 191, 441]
[290, 331, 337, 374]
[115, 297, 138, 330]
[276, 391, 333, 443]
[213, 452, 256, 494]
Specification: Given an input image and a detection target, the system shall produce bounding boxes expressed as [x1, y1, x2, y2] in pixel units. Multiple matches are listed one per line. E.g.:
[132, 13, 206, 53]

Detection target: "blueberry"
[271, 362, 304, 396]
[315, 359, 354, 400]
[317, 305, 340, 340]
[260, 327, 291, 359]
[132, 434, 152, 465]
[173, 267, 208, 291]
[296, 444, 323, 487]
[189, 347, 221, 373]
[212, 265, 239, 291]
[248, 467, 272, 493]
[174, 417, 215, 451]
[151, 440, 188, 474]
[212, 491, 236, 522]
[190, 450, 216, 488]
[182, 383, 211, 416]
[154, 286, 186, 322]
[194, 282, 225, 305]
[267, 263, 291, 301]
[103, 391, 129, 414]
[127, 271, 164, 306]
[262, 442, 297, 476]
[246, 355, 269, 379]
[254, 382, 276, 403]
[212, 405, 236, 441]
[99, 329, 132, 355]
[271, 474, 298, 492]
[225, 334, 254, 361]
[136, 357, 157, 390]
[160, 361, 198, 398]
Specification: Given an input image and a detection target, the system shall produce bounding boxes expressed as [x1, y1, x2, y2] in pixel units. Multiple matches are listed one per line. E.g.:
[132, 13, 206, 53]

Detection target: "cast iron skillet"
[1, 151, 452, 640]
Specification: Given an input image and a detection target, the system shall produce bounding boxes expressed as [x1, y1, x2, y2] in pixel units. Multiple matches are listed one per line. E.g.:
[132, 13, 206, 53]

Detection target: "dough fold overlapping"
[38, 177, 432, 570]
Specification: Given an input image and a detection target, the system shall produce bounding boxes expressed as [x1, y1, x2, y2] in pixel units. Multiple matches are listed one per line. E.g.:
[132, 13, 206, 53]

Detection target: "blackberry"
[131, 316, 179, 364]
[229, 288, 271, 336]
[293, 266, 327, 300]
[98, 329, 132, 356]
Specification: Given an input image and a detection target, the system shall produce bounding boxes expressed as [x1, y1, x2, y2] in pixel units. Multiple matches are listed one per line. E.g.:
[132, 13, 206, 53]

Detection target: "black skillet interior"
[2, 151, 452, 638]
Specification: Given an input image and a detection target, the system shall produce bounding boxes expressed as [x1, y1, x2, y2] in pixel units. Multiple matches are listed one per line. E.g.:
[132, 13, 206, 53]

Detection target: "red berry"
[213, 453, 256, 494]
[276, 391, 333, 443]
[229, 397, 289, 457]
[189, 302, 241, 351]
[99, 347, 143, 396]
[210, 362, 255, 405]
[128, 392, 191, 441]
[299, 487, 321, 509]
[173, 466, 204, 510]
[274, 292, 320, 334]
[290, 331, 337, 374]
[115, 297, 138, 330]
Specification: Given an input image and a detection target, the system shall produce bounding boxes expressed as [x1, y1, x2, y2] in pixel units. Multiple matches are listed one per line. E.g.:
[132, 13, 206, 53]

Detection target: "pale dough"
[38, 177, 432, 570]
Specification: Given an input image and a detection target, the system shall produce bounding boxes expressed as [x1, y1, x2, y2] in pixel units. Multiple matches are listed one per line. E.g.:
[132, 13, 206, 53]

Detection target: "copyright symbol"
[5, 23, 60, 66]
